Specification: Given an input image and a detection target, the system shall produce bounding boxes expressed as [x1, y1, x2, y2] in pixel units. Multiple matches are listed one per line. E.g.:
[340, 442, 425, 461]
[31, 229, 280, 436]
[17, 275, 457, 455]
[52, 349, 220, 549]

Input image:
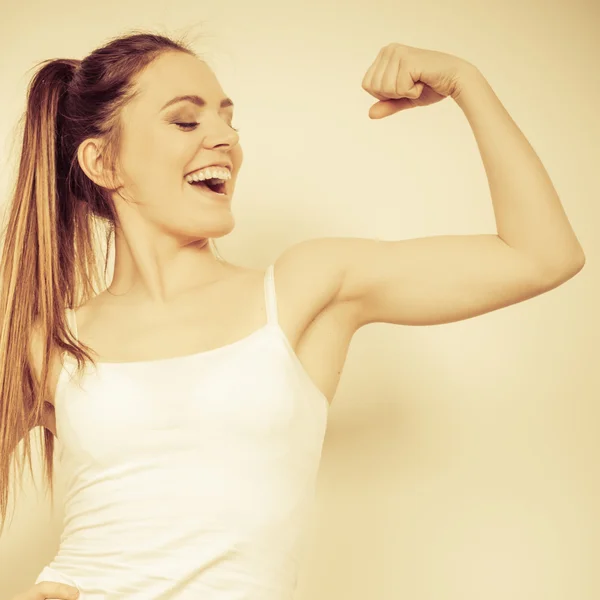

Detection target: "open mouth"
[188, 178, 227, 195]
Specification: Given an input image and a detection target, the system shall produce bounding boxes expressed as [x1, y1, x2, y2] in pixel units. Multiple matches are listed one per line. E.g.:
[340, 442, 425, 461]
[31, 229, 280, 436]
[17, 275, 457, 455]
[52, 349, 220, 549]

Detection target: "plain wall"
[0, 0, 598, 598]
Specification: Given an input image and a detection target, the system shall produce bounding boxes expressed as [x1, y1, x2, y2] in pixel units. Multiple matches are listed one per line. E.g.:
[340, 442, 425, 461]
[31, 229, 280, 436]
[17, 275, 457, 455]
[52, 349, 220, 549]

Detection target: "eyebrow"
[160, 95, 234, 111]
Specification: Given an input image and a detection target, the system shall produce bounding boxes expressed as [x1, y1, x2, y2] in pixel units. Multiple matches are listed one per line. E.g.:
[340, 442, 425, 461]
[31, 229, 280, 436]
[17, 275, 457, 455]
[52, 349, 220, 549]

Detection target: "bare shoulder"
[272, 237, 361, 336]
[274, 237, 349, 308]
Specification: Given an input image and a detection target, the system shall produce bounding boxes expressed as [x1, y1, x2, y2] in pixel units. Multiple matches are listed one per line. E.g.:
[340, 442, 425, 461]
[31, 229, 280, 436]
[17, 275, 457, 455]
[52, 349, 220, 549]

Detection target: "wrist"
[451, 61, 485, 104]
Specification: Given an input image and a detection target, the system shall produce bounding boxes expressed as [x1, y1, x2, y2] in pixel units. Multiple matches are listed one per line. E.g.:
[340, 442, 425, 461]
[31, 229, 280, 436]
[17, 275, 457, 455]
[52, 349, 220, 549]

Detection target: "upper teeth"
[185, 166, 231, 184]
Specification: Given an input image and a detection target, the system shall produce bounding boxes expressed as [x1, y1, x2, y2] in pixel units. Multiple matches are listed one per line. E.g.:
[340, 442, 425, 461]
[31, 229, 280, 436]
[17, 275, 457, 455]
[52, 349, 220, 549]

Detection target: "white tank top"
[34, 264, 329, 599]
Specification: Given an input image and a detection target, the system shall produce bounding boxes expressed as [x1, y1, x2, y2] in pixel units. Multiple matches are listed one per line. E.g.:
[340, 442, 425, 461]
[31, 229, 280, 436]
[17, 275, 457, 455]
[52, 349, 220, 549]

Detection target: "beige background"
[0, 0, 598, 598]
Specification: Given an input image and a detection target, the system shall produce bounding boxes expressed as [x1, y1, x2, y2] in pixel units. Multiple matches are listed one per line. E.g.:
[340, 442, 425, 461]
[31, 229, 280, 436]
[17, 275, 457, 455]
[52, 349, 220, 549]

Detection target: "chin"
[197, 218, 236, 240]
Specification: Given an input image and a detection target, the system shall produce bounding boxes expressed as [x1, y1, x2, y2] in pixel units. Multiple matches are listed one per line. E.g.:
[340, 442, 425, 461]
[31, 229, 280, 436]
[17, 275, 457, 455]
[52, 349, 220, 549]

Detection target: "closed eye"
[174, 122, 239, 132]
[174, 122, 198, 130]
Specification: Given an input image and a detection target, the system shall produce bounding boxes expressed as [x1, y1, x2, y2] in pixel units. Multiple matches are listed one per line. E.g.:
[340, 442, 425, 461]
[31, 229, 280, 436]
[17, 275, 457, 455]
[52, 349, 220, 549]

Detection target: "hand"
[361, 42, 475, 119]
[10, 581, 79, 600]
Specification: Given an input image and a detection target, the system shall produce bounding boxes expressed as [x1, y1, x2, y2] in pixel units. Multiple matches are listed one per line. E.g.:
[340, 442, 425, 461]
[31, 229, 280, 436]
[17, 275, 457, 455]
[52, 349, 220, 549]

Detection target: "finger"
[369, 98, 416, 119]
[383, 45, 405, 97]
[362, 47, 387, 100]
[395, 58, 423, 100]
[371, 46, 400, 100]
[33, 581, 80, 599]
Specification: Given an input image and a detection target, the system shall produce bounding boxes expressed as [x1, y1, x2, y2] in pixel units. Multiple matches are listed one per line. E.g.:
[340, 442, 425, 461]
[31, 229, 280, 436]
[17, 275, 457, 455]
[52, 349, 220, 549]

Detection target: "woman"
[2, 31, 584, 599]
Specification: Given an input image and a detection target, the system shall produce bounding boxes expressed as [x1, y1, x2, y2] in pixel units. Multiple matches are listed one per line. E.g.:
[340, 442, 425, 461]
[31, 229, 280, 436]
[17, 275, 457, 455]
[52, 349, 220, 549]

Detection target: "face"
[107, 51, 243, 242]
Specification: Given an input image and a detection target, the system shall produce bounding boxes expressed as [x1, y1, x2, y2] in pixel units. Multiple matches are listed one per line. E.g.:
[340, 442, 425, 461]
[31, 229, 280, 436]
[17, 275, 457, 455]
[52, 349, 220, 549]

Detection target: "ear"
[77, 138, 121, 189]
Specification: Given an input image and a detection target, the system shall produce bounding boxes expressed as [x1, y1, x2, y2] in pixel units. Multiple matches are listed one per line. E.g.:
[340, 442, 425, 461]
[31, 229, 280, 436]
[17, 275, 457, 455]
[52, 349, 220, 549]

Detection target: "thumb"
[369, 98, 415, 119]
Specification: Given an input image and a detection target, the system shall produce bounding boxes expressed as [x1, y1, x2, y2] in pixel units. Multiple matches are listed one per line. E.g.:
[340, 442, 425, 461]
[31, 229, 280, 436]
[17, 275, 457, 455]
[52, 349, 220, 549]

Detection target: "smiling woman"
[0, 23, 587, 600]
[0, 30, 316, 600]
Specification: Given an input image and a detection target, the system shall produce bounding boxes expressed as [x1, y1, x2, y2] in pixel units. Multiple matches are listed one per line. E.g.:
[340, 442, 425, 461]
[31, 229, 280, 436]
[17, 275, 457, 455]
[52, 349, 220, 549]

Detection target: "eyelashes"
[174, 122, 240, 133]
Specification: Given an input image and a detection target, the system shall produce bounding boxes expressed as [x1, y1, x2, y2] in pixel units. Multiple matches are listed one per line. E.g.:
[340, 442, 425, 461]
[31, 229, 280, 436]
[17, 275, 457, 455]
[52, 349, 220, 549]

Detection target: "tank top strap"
[263, 264, 279, 327]
[66, 307, 79, 341]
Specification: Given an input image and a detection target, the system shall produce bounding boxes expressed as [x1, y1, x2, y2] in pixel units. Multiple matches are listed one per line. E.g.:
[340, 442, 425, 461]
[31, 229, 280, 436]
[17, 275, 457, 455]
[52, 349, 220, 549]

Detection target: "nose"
[202, 120, 240, 150]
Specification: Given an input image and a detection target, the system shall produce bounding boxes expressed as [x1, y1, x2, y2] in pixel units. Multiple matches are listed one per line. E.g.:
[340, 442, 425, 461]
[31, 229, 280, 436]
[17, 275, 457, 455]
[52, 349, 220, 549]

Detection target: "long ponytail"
[0, 59, 84, 534]
[0, 31, 200, 534]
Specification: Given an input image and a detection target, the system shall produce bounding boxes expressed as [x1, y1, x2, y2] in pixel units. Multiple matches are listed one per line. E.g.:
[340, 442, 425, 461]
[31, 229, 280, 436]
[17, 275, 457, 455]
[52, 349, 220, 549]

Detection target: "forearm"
[453, 64, 585, 273]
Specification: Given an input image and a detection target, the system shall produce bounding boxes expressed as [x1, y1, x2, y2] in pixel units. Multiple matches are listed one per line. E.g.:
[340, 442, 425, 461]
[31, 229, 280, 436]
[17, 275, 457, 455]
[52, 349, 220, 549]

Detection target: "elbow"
[539, 250, 586, 285]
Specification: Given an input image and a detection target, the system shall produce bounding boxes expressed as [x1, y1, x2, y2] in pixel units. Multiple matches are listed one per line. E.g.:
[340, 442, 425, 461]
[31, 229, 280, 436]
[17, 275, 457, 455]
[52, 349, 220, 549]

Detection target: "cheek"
[123, 129, 188, 188]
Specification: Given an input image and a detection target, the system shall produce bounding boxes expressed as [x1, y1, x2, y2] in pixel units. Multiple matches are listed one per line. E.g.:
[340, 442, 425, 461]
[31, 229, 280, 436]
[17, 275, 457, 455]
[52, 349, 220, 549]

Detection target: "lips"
[185, 162, 232, 178]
